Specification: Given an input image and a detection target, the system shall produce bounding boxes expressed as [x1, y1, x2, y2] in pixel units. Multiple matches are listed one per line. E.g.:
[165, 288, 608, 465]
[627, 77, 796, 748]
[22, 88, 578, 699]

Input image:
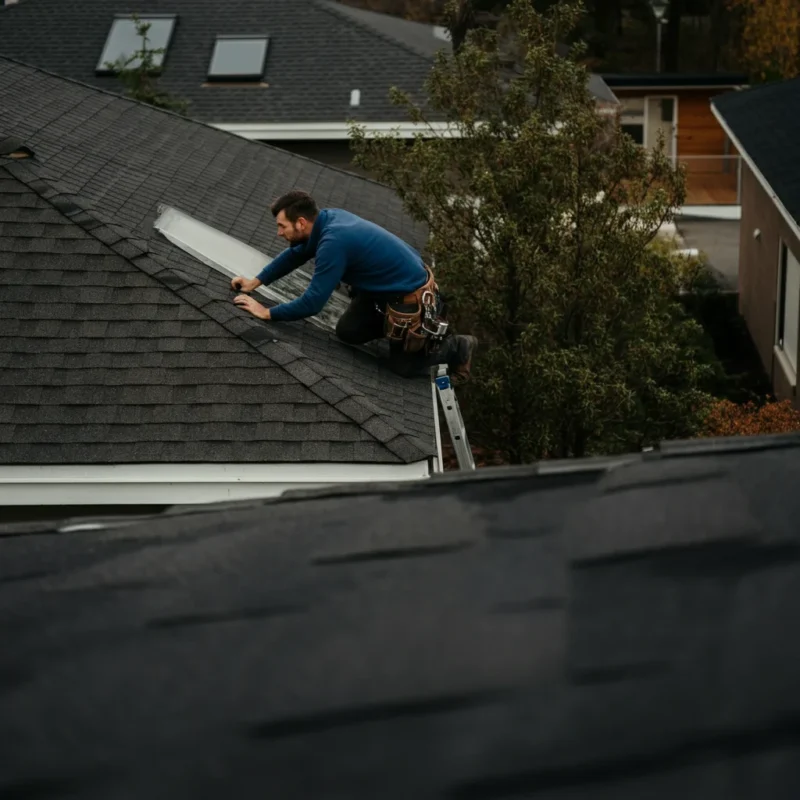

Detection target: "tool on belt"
[383, 266, 449, 354]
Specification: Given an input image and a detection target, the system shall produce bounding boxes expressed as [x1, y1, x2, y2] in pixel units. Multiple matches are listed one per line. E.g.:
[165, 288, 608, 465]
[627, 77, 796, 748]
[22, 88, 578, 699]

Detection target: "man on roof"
[231, 190, 477, 382]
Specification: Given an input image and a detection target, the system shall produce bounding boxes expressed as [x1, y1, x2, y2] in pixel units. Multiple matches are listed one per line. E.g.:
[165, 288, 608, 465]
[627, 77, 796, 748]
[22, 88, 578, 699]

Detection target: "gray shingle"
[714, 79, 800, 226]
[0, 58, 437, 465]
[362, 415, 402, 444]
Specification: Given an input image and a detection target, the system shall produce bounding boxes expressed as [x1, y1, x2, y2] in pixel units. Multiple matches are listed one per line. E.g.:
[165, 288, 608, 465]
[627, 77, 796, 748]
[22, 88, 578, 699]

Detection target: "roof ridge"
[2, 157, 432, 464]
[0, 54, 398, 193]
[311, 0, 438, 66]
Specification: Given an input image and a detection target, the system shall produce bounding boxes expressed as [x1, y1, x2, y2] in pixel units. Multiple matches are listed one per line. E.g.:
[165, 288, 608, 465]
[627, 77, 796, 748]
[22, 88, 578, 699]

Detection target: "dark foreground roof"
[2, 432, 800, 797]
[0, 57, 435, 464]
[713, 77, 800, 228]
[0, 0, 437, 124]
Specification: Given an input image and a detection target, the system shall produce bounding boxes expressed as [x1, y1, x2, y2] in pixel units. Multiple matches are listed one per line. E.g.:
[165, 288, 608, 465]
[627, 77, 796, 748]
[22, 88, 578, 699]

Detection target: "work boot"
[430, 334, 478, 384]
[450, 335, 478, 385]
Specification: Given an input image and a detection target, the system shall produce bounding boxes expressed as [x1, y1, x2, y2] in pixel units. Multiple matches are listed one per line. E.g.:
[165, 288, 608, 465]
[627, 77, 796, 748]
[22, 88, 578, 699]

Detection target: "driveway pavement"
[676, 219, 741, 291]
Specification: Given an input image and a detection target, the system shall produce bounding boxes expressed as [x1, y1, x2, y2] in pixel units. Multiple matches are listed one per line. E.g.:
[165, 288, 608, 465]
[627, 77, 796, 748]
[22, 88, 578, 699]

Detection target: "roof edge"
[312, 0, 440, 66]
[710, 101, 800, 242]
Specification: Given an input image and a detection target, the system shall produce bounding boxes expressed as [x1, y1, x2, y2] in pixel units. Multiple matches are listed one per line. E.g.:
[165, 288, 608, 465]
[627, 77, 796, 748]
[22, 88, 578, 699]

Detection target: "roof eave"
[711, 101, 800, 244]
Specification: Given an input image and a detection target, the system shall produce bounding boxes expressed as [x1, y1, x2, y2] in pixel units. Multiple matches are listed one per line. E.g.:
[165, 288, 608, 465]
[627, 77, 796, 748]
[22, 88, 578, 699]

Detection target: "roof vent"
[350, 89, 361, 107]
[0, 136, 33, 159]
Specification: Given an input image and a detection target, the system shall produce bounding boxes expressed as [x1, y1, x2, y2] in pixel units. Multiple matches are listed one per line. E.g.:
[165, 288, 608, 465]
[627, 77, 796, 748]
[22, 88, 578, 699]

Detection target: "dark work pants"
[335, 293, 438, 378]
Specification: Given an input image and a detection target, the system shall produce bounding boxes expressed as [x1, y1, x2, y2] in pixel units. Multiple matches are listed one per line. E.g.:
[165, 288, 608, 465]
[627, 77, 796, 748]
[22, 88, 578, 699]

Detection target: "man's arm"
[256, 244, 310, 286]
[233, 243, 315, 320]
[268, 240, 346, 322]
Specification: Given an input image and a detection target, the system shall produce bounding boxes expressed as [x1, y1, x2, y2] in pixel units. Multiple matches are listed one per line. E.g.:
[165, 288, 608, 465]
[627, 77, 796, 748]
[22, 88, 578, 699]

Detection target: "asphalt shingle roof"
[0, 57, 437, 465]
[713, 78, 800, 227]
[2, 434, 800, 796]
[0, 0, 438, 124]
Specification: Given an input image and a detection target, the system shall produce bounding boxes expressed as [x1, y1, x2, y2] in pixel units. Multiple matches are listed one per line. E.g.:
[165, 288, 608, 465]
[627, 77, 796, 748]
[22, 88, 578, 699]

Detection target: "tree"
[728, 0, 800, 82]
[351, 0, 717, 463]
[105, 15, 189, 114]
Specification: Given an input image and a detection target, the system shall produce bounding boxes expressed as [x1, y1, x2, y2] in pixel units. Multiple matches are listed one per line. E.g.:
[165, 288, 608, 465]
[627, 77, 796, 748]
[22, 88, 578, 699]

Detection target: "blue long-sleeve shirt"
[256, 208, 428, 322]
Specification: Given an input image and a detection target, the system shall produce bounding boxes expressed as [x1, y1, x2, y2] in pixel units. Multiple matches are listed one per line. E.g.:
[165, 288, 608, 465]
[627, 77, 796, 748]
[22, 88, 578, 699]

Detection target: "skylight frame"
[152, 204, 348, 333]
[207, 34, 270, 82]
[96, 13, 178, 76]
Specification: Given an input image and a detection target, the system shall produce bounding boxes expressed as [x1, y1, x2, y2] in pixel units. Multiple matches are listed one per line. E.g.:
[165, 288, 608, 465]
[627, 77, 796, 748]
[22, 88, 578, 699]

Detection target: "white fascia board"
[212, 121, 462, 140]
[0, 461, 431, 506]
[711, 103, 800, 239]
[612, 84, 746, 92]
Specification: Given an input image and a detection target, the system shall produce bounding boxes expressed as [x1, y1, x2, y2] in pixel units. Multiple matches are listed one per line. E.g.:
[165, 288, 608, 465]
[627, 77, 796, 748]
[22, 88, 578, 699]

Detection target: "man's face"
[276, 210, 312, 244]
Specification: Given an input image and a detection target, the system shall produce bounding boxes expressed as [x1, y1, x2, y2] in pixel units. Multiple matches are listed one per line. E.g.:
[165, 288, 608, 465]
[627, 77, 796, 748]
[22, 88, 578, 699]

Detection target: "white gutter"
[711, 103, 800, 243]
[611, 84, 746, 91]
[0, 461, 431, 506]
[212, 121, 462, 140]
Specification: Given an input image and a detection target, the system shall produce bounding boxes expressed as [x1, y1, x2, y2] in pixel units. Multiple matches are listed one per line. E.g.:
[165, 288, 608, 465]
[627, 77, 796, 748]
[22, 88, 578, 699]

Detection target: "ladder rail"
[433, 366, 476, 471]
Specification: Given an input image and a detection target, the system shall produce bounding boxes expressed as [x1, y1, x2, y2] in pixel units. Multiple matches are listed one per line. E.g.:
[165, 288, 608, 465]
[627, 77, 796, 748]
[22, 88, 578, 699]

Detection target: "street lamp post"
[650, 0, 669, 73]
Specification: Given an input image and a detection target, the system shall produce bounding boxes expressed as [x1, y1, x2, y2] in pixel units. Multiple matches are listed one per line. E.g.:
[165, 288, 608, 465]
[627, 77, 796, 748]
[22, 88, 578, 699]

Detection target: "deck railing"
[676, 155, 741, 206]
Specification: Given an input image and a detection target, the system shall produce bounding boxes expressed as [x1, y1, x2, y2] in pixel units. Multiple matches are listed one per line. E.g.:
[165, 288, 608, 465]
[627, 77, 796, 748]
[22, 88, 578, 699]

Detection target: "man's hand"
[234, 294, 271, 320]
[231, 276, 261, 293]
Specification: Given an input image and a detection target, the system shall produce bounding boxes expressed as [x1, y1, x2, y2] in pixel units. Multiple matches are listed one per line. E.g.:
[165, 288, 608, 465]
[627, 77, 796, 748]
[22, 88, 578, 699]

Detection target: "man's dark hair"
[270, 190, 319, 223]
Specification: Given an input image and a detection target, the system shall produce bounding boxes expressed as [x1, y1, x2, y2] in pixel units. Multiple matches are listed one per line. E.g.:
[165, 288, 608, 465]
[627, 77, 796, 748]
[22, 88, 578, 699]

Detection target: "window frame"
[776, 239, 800, 383]
[619, 98, 646, 147]
[96, 13, 177, 75]
[206, 35, 270, 83]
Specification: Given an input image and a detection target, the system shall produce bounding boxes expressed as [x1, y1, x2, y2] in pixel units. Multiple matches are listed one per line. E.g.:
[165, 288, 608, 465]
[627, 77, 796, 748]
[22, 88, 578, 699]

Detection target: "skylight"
[96, 14, 176, 73]
[153, 205, 347, 333]
[207, 36, 269, 81]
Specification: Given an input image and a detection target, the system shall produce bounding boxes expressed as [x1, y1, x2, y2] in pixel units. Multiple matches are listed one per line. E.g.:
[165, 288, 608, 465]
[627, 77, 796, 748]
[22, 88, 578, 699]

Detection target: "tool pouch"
[384, 302, 426, 353]
[383, 266, 441, 354]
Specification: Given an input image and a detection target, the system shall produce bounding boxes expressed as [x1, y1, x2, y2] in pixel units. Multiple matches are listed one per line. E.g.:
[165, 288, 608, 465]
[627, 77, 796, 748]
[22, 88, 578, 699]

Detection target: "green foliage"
[351, 0, 719, 463]
[105, 15, 189, 115]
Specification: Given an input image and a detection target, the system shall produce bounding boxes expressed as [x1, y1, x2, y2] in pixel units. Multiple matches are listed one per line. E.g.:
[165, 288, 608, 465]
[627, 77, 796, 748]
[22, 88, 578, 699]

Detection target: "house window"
[621, 124, 644, 145]
[96, 15, 176, 74]
[777, 241, 800, 375]
[619, 97, 645, 146]
[207, 36, 269, 81]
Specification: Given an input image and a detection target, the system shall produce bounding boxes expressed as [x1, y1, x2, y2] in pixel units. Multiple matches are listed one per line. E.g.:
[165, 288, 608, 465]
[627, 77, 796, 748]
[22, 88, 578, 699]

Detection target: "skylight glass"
[96, 15, 176, 73]
[153, 205, 347, 333]
[208, 36, 269, 81]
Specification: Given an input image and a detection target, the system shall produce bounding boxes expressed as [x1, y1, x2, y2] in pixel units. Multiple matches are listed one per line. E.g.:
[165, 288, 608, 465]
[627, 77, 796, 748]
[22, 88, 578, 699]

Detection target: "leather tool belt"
[384, 265, 448, 354]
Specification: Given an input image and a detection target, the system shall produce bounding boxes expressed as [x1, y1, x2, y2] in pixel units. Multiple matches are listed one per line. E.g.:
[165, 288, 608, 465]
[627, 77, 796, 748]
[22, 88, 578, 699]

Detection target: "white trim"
[712, 104, 800, 243]
[775, 239, 800, 381]
[612, 84, 746, 92]
[0, 461, 431, 506]
[431, 373, 444, 473]
[774, 345, 797, 389]
[672, 94, 679, 163]
[212, 121, 462, 141]
[644, 94, 678, 161]
[676, 205, 741, 220]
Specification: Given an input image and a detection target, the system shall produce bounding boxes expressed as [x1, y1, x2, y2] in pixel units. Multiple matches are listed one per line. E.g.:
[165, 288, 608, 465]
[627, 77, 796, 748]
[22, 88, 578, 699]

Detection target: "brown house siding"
[612, 87, 735, 158]
[738, 161, 800, 402]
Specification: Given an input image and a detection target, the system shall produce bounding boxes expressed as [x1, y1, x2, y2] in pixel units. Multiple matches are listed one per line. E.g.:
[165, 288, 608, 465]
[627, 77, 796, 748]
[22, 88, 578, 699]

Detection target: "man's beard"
[288, 228, 310, 244]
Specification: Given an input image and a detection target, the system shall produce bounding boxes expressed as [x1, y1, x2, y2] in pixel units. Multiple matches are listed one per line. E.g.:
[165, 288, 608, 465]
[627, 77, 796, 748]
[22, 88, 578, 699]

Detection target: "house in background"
[0, 56, 441, 522]
[602, 73, 748, 217]
[0, 0, 618, 174]
[712, 77, 800, 405]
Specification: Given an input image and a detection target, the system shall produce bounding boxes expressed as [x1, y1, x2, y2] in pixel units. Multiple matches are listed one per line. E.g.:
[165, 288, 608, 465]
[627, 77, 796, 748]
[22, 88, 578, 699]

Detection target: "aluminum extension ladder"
[433, 365, 476, 471]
